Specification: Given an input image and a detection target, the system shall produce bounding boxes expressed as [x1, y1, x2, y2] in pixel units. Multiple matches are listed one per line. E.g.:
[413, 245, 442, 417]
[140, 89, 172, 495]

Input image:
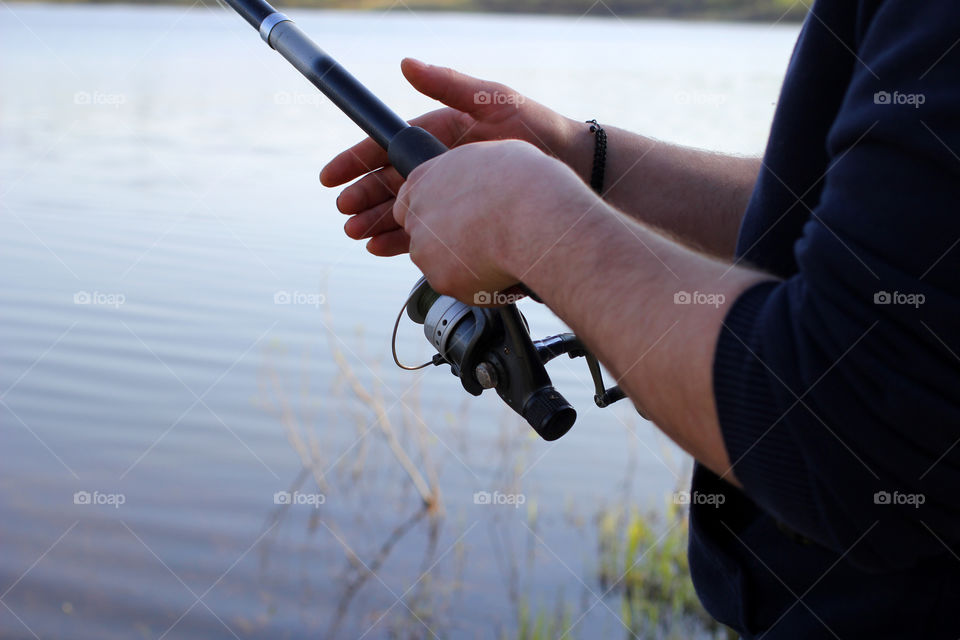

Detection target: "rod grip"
[387, 126, 449, 179]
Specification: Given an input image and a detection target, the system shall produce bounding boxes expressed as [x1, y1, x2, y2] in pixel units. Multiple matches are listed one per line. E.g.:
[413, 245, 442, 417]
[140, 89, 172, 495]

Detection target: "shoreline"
[10, 0, 809, 23]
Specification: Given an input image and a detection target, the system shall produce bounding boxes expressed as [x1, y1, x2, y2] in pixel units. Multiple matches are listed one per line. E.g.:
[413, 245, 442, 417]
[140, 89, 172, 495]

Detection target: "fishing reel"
[393, 277, 628, 441]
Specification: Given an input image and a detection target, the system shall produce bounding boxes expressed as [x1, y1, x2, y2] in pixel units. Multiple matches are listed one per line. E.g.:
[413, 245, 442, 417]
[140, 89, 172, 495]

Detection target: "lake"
[0, 3, 798, 638]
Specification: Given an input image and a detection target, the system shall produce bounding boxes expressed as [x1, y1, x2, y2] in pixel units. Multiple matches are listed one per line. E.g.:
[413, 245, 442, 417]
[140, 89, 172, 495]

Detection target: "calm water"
[0, 4, 798, 638]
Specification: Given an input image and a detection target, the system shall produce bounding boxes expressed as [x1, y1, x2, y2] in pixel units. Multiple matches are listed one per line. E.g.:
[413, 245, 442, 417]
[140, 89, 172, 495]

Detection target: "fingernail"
[405, 57, 429, 70]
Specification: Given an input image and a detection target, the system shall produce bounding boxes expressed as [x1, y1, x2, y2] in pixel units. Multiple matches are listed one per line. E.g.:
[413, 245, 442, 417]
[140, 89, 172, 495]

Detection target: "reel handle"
[405, 277, 576, 441]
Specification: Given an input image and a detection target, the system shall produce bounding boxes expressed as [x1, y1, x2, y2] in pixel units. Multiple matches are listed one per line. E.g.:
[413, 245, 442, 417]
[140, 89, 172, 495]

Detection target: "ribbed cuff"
[713, 281, 817, 522]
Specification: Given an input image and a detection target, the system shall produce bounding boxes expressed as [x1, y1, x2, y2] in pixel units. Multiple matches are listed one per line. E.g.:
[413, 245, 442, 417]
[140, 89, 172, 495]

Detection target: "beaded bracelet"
[586, 119, 607, 195]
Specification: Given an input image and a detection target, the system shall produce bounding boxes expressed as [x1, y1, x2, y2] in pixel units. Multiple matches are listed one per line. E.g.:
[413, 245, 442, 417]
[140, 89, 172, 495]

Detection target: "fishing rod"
[223, 0, 628, 440]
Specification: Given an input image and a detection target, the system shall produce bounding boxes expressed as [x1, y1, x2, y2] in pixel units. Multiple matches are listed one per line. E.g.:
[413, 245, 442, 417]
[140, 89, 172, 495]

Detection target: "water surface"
[0, 4, 798, 638]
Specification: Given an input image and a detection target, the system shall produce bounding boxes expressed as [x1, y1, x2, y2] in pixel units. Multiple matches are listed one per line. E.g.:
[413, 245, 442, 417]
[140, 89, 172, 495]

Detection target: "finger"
[323, 58, 499, 188]
[366, 228, 410, 257]
[401, 58, 513, 118]
[344, 200, 400, 240]
[500, 284, 530, 302]
[393, 182, 411, 229]
[336, 166, 403, 214]
[320, 136, 388, 188]
[321, 109, 459, 188]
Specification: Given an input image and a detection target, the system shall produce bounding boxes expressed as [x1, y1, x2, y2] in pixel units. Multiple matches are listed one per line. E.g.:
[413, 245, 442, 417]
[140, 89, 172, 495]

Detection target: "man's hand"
[320, 58, 581, 257]
[321, 59, 760, 260]
[393, 140, 595, 303]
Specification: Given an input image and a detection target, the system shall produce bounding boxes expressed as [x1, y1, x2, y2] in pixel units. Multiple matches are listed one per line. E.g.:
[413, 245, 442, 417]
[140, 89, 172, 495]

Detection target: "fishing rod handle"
[387, 126, 450, 180]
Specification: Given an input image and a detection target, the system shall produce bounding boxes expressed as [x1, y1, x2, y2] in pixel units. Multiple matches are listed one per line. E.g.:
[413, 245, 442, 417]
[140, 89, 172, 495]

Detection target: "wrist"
[553, 117, 596, 184]
[502, 169, 611, 287]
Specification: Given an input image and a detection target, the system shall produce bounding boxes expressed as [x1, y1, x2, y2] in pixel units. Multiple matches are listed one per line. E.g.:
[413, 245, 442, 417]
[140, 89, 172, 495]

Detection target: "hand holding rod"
[223, 0, 577, 440]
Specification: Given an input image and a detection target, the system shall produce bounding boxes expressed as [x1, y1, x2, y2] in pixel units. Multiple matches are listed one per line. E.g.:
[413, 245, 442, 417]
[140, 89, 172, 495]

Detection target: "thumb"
[401, 58, 512, 116]
[393, 180, 411, 229]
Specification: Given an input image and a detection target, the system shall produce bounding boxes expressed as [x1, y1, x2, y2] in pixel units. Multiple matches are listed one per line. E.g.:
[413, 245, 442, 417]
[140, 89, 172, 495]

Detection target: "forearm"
[559, 120, 761, 259]
[506, 189, 772, 478]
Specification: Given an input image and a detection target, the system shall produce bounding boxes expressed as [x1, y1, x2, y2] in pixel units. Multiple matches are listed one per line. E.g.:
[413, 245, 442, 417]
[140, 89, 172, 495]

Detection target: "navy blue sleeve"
[714, 1, 960, 571]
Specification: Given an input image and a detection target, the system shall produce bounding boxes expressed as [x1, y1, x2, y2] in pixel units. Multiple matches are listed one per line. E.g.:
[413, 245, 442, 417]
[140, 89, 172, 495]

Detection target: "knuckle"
[386, 167, 404, 191]
[367, 167, 391, 190]
[428, 270, 455, 297]
[396, 203, 418, 232]
[408, 239, 425, 269]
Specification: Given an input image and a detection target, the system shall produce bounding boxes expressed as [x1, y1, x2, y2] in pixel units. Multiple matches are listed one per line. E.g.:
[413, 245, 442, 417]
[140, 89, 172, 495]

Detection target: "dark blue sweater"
[691, 1, 960, 637]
